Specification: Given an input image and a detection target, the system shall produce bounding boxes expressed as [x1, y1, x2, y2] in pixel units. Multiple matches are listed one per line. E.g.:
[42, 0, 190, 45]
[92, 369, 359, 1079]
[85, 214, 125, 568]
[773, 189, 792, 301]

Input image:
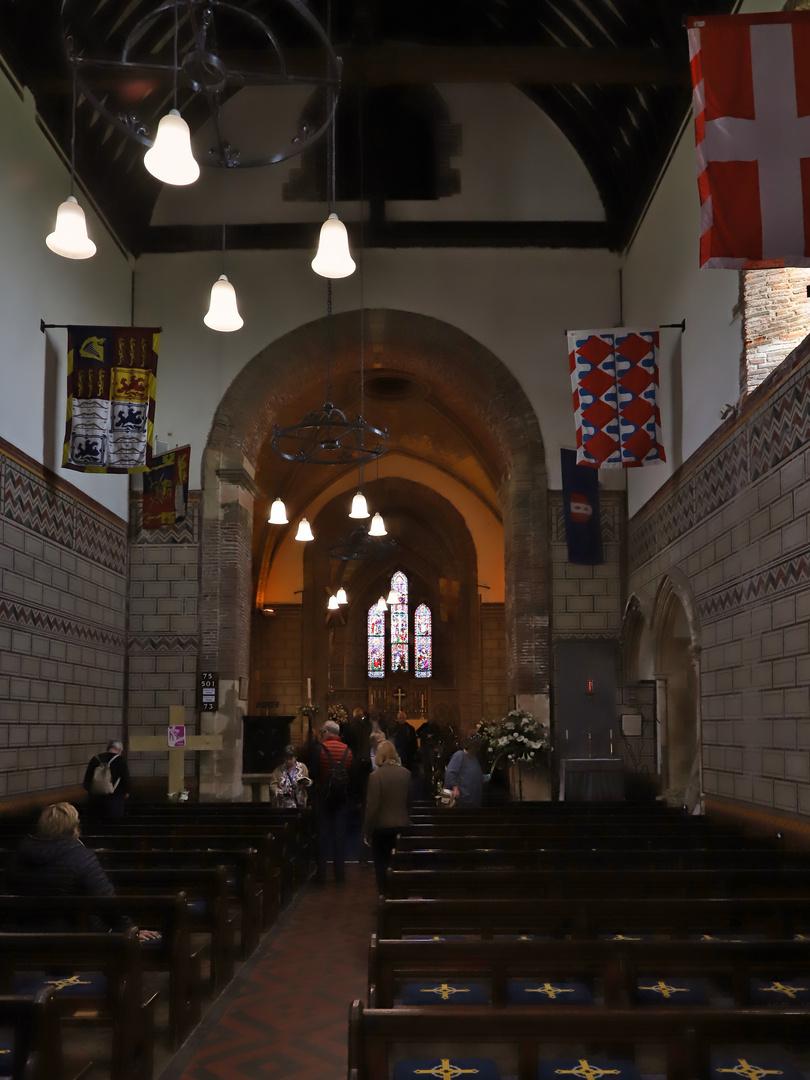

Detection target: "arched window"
[367, 604, 385, 679]
[414, 603, 432, 678]
[366, 572, 432, 679]
[390, 570, 409, 673]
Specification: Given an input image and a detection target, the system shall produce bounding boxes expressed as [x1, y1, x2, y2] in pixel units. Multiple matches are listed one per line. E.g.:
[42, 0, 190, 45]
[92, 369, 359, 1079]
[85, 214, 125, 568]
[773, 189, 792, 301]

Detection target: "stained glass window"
[368, 604, 385, 678]
[390, 571, 409, 673]
[414, 603, 432, 678]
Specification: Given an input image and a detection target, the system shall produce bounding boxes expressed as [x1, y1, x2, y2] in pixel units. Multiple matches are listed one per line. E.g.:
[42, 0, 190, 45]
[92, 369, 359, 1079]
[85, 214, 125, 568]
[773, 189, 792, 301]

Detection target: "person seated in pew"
[444, 735, 484, 807]
[4, 802, 160, 941]
[269, 745, 312, 809]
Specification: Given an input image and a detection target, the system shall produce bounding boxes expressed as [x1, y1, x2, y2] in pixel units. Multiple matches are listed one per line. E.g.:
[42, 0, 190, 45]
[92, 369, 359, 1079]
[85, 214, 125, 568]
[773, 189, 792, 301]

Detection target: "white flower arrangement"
[475, 708, 551, 767]
[168, 789, 189, 802]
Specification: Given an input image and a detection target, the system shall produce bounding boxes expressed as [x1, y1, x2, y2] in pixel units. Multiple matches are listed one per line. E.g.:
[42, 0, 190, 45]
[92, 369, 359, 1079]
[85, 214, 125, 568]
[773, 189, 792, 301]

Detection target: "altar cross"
[129, 705, 222, 795]
[393, 686, 406, 710]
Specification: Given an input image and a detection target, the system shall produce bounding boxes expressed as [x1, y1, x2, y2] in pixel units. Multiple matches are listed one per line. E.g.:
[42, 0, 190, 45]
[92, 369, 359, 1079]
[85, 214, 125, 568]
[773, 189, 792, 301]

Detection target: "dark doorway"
[242, 716, 295, 774]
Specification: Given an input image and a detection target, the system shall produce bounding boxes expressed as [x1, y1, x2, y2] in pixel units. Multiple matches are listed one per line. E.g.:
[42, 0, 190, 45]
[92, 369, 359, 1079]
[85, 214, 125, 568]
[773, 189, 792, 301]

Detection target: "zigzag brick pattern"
[128, 635, 198, 653]
[1, 455, 126, 573]
[748, 371, 810, 481]
[698, 553, 810, 619]
[629, 478, 695, 571]
[166, 869, 378, 1080]
[0, 599, 125, 649]
[693, 437, 748, 521]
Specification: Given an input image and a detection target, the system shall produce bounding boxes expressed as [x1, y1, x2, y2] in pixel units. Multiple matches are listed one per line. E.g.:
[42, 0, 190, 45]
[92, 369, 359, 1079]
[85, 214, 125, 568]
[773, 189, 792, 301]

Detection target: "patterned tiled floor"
[161, 865, 379, 1080]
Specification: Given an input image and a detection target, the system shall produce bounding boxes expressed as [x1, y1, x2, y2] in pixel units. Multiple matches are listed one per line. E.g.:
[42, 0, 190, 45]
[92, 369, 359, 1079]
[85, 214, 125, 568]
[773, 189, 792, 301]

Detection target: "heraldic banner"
[568, 328, 665, 469]
[143, 445, 190, 529]
[688, 12, 810, 269]
[62, 326, 159, 473]
[561, 448, 603, 565]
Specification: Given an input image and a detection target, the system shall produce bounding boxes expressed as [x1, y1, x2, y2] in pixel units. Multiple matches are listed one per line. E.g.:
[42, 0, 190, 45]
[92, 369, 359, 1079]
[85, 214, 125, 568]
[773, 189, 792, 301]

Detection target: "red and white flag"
[688, 12, 810, 269]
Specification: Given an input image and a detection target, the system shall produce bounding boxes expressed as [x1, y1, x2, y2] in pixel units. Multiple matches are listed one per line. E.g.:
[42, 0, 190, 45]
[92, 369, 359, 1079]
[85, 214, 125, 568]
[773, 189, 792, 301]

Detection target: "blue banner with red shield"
[561, 448, 603, 565]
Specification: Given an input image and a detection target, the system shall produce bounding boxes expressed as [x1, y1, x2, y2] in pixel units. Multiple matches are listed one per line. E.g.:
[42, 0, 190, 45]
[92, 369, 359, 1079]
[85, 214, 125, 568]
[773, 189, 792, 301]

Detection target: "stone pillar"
[655, 675, 668, 788]
[688, 643, 703, 814]
[198, 448, 259, 801]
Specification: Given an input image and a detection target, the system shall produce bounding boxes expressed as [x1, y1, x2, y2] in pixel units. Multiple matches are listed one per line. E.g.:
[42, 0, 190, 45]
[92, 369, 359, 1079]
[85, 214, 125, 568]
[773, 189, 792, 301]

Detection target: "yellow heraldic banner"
[62, 326, 159, 473]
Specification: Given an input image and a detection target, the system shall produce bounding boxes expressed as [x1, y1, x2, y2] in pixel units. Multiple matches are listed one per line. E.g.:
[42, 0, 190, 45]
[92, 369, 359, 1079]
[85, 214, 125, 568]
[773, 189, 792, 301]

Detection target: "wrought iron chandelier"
[60, 0, 341, 171]
[328, 526, 398, 562]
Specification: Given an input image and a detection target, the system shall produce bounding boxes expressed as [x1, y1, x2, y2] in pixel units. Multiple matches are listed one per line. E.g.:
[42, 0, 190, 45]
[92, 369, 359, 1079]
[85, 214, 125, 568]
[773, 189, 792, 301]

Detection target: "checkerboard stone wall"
[0, 440, 127, 797]
[628, 337, 810, 818]
[127, 494, 201, 782]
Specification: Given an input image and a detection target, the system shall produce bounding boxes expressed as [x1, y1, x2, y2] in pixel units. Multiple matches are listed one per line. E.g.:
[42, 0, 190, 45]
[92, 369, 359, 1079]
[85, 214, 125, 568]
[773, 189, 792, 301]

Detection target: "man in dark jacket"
[5, 802, 157, 937]
[82, 739, 130, 818]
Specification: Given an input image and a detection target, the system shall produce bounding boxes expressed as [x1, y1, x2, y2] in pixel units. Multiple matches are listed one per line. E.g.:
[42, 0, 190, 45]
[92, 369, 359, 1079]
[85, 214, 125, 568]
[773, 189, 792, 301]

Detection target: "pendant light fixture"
[327, 594, 339, 611]
[336, 587, 348, 605]
[268, 498, 288, 525]
[204, 275, 243, 332]
[368, 512, 387, 537]
[311, 2, 354, 281]
[349, 490, 370, 519]
[386, 586, 400, 606]
[143, 2, 199, 186]
[46, 70, 96, 260]
[295, 518, 314, 542]
[376, 595, 387, 612]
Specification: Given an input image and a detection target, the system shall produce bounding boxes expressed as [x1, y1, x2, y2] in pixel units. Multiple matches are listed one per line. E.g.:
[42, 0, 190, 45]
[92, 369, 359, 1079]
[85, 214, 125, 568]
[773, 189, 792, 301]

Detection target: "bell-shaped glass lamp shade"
[144, 110, 200, 186]
[268, 497, 288, 525]
[349, 491, 369, 519]
[204, 275, 244, 332]
[311, 213, 356, 278]
[376, 595, 387, 612]
[368, 512, 387, 537]
[46, 196, 97, 259]
[386, 587, 400, 606]
[327, 594, 340, 611]
[336, 587, 348, 605]
[295, 517, 314, 542]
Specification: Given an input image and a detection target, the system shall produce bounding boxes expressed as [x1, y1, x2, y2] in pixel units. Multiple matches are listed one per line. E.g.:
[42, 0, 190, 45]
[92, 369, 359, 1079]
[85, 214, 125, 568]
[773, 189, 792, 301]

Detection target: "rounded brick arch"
[199, 309, 548, 797]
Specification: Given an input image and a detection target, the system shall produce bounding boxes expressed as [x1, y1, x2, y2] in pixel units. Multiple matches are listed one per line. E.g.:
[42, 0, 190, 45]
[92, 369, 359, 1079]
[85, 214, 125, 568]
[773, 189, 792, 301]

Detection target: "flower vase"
[508, 757, 551, 801]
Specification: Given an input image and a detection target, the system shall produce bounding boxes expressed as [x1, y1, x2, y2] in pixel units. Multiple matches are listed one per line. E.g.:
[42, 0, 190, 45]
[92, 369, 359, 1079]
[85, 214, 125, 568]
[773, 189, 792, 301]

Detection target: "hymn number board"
[199, 671, 218, 712]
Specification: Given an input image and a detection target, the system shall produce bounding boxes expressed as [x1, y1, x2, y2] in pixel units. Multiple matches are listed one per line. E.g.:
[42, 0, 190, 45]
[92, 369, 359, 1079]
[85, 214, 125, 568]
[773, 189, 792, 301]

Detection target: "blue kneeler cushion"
[538, 1057, 642, 1080]
[507, 979, 593, 1005]
[635, 976, 709, 1005]
[394, 1057, 501, 1079]
[14, 971, 108, 997]
[711, 1055, 807, 1080]
[749, 977, 810, 1004]
[400, 980, 490, 1005]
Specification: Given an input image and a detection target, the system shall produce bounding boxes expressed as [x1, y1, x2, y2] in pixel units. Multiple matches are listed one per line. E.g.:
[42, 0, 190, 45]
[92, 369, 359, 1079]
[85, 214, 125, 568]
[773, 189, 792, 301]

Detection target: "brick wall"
[743, 268, 810, 397]
[629, 337, 810, 818]
[250, 604, 303, 736]
[481, 602, 507, 720]
[127, 494, 200, 782]
[0, 440, 127, 797]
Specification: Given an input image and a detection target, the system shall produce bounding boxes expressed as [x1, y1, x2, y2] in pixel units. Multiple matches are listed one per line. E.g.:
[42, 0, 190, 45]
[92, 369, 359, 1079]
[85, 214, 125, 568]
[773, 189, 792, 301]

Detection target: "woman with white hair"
[363, 740, 412, 893]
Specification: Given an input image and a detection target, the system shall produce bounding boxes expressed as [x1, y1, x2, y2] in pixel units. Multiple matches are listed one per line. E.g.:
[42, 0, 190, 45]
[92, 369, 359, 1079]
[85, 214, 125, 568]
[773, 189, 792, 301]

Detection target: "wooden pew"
[0, 989, 73, 1080]
[104, 867, 234, 994]
[386, 866, 810, 900]
[0, 929, 155, 1080]
[388, 847, 803, 872]
[376, 895, 810, 941]
[348, 1001, 810, 1080]
[368, 934, 810, 1008]
[0, 893, 201, 1048]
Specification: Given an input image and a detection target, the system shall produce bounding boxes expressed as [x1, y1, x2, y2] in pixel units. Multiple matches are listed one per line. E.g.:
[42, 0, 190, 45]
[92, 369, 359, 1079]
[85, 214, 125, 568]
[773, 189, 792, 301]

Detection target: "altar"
[561, 757, 624, 801]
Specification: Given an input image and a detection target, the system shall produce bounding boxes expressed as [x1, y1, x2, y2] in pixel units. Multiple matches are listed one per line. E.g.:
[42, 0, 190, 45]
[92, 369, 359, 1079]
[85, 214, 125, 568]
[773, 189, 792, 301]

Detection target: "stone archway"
[198, 309, 548, 799]
[652, 571, 702, 811]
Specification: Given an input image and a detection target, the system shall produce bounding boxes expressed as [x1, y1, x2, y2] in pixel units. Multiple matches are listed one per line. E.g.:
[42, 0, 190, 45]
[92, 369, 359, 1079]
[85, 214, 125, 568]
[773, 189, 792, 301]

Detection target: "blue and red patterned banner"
[567, 328, 665, 468]
[561, 448, 603, 565]
[143, 445, 190, 529]
[62, 326, 159, 473]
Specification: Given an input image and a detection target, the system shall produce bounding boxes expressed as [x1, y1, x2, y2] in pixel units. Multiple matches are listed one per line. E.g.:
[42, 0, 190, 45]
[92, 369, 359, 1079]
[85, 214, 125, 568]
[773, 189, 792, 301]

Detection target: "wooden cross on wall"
[129, 706, 222, 795]
[393, 687, 406, 711]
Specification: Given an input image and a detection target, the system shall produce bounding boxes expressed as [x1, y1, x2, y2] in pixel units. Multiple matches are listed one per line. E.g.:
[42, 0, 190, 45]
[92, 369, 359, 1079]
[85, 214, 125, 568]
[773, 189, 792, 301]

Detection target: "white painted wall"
[134, 244, 621, 494]
[0, 76, 132, 519]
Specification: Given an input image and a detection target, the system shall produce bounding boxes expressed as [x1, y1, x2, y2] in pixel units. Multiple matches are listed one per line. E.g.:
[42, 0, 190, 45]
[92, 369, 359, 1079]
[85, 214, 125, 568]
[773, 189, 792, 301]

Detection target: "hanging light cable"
[46, 67, 96, 259]
[312, 0, 354, 279]
[143, 0, 200, 186]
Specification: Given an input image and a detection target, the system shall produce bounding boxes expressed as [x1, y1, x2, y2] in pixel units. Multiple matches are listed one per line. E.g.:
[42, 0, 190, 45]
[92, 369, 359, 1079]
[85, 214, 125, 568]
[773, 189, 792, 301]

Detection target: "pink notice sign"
[167, 725, 186, 748]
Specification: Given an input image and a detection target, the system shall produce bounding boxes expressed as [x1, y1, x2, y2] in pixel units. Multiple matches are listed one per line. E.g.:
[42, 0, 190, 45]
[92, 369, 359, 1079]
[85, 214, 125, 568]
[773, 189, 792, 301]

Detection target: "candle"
[306, 677, 312, 703]
[421, 694, 425, 710]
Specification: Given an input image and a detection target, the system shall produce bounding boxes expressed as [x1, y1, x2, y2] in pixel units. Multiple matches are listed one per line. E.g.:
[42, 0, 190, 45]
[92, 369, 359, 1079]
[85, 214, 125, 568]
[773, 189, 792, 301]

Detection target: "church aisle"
[162, 866, 379, 1080]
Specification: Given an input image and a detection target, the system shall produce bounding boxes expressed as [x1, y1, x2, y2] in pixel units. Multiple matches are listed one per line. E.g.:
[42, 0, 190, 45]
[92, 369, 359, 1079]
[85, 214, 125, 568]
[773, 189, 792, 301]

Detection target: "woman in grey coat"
[363, 740, 412, 893]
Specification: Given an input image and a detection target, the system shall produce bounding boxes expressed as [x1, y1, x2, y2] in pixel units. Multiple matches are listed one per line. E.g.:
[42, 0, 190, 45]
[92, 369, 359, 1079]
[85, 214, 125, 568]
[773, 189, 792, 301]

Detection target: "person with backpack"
[82, 739, 130, 818]
[310, 720, 353, 884]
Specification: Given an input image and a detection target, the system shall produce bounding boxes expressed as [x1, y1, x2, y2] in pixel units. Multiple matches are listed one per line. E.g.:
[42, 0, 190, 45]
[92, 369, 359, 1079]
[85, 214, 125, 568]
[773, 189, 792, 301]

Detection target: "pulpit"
[561, 757, 624, 801]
